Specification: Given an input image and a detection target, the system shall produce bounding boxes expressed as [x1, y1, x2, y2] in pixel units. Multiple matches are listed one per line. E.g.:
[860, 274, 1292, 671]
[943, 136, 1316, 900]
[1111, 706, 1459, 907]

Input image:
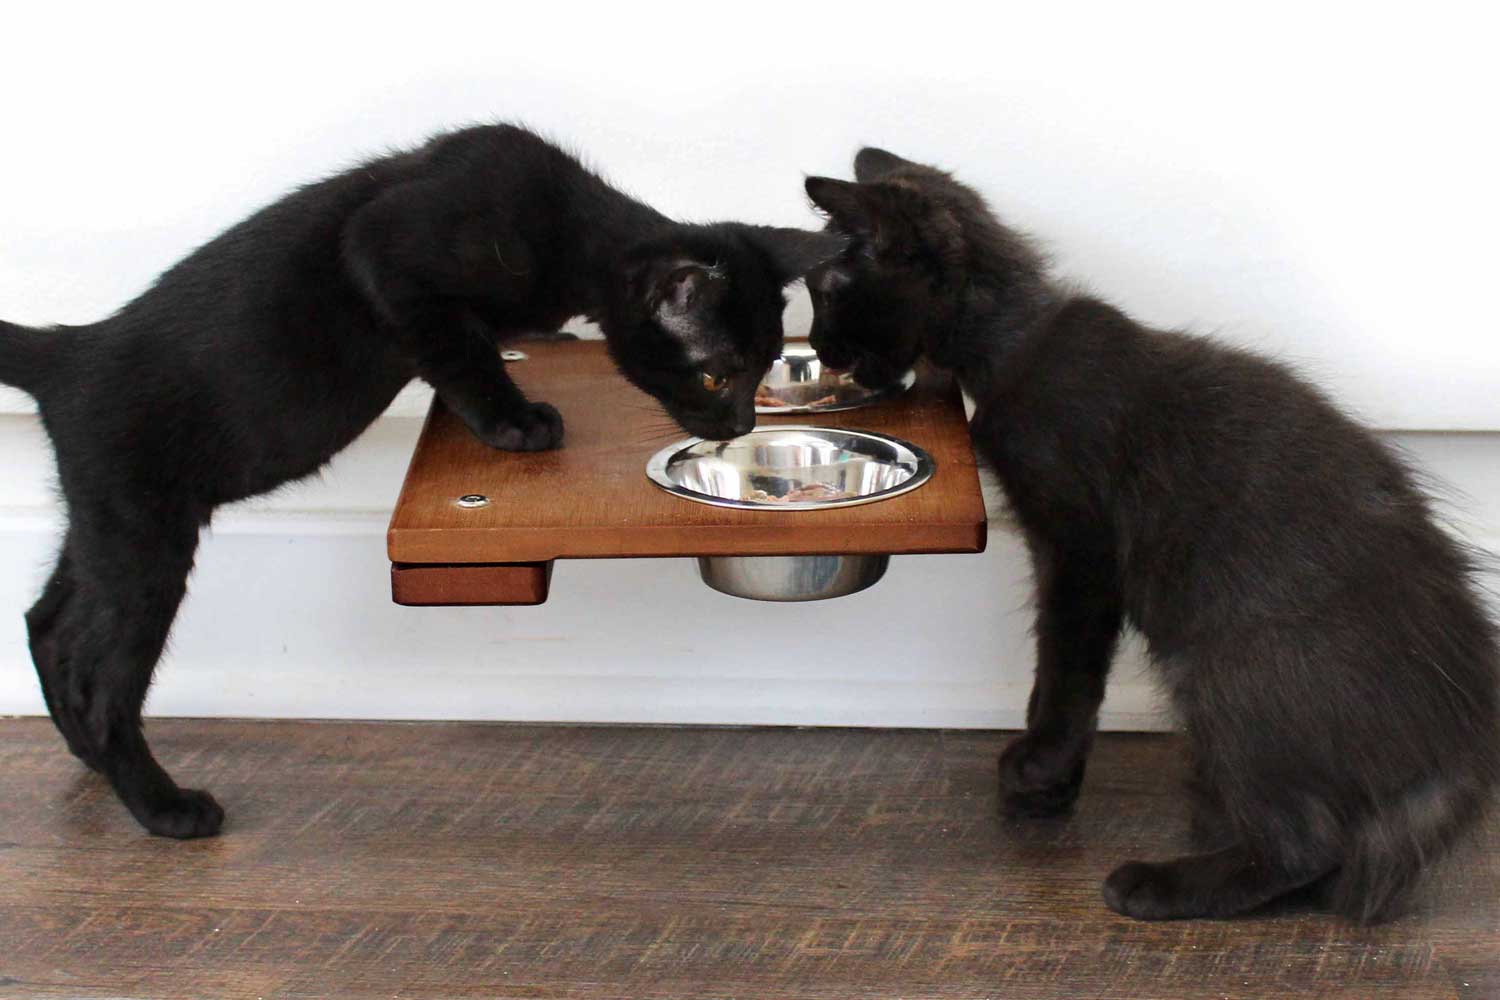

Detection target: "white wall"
[1, 3, 1497, 726]
[4, 2, 1497, 426]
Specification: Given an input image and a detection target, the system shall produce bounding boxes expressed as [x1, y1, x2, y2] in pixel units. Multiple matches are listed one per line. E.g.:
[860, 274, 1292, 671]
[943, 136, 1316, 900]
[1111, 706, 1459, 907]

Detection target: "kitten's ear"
[744, 227, 849, 284]
[650, 262, 725, 317]
[853, 147, 916, 182]
[805, 176, 873, 236]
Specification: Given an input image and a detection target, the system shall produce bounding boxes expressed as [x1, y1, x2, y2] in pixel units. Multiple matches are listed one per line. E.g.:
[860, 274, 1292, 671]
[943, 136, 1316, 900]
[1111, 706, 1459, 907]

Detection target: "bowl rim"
[754, 344, 916, 415]
[644, 425, 938, 511]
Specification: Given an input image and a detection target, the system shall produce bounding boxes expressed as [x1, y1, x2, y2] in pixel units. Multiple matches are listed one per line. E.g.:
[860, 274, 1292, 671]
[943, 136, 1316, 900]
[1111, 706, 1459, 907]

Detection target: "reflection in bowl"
[645, 427, 934, 511]
[754, 343, 915, 414]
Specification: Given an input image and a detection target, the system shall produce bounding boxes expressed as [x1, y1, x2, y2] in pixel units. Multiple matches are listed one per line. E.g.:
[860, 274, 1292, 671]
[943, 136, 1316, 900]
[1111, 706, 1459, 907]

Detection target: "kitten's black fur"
[0, 123, 842, 838]
[804, 148, 1500, 922]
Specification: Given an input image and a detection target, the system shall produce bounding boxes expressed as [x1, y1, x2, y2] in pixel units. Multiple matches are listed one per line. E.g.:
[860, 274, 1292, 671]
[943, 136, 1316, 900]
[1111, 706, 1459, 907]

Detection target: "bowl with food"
[645, 426, 935, 600]
[754, 343, 916, 414]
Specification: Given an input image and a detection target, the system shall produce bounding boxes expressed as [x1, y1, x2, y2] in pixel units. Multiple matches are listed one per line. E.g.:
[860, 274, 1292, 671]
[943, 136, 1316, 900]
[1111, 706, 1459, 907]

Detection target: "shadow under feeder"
[386, 340, 986, 607]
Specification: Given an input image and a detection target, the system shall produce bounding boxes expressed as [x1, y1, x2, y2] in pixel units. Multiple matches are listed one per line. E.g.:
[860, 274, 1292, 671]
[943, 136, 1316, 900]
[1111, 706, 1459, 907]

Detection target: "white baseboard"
[0, 518, 1170, 730]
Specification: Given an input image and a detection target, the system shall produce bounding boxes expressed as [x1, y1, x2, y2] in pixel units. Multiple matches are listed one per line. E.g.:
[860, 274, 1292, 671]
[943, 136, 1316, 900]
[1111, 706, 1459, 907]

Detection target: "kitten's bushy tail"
[1331, 764, 1495, 923]
[0, 320, 56, 396]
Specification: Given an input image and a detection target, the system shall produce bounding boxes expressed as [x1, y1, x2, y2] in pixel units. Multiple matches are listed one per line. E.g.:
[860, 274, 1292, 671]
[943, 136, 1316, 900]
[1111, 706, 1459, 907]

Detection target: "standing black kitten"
[803, 148, 1499, 922]
[0, 123, 842, 839]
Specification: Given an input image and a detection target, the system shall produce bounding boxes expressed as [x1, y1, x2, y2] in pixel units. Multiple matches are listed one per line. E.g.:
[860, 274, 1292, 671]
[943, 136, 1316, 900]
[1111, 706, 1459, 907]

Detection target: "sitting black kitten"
[0, 123, 842, 839]
[803, 148, 1499, 922]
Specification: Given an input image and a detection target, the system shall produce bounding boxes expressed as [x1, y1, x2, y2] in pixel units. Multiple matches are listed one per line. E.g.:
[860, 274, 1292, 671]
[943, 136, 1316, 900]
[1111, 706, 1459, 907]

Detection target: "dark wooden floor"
[0, 720, 1495, 999]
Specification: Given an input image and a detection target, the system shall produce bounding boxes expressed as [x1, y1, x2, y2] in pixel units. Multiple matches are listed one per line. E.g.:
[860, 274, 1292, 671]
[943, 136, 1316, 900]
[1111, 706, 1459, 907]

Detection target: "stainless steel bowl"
[755, 343, 916, 414]
[645, 427, 935, 601]
[696, 554, 891, 602]
[646, 426, 935, 511]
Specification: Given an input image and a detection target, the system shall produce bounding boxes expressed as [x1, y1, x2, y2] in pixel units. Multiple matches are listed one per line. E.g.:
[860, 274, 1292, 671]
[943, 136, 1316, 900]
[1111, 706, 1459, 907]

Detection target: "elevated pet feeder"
[386, 341, 986, 606]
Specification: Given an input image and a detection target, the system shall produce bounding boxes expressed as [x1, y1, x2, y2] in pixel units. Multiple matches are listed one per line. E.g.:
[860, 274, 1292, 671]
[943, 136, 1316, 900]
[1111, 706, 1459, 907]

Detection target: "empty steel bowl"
[754, 343, 916, 414]
[645, 426, 935, 600]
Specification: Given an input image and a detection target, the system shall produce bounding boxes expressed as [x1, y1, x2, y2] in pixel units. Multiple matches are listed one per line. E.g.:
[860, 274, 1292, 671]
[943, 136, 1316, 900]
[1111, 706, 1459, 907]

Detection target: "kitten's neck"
[559, 179, 673, 319]
[930, 257, 1060, 401]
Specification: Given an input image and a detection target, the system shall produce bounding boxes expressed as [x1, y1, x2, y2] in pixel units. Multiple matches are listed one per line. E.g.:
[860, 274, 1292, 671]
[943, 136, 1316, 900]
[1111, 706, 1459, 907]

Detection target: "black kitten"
[804, 148, 1499, 922]
[0, 123, 842, 838]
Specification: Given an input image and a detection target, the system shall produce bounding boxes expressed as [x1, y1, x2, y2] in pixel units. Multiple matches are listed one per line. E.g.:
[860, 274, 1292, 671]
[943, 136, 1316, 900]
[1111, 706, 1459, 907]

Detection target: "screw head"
[456, 494, 490, 509]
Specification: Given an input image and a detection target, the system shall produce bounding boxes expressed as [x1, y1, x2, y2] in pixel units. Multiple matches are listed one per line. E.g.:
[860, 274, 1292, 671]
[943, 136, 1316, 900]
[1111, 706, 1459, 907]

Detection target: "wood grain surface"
[386, 341, 988, 565]
[1, 719, 1494, 999]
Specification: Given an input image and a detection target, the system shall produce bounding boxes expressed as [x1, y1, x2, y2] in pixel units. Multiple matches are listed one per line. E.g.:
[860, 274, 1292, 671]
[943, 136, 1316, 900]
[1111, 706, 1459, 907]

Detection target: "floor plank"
[0, 719, 1494, 999]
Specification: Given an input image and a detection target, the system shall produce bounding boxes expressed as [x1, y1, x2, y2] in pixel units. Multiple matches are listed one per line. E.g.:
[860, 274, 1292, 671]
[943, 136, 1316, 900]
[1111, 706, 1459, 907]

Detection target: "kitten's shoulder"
[1050, 294, 1136, 333]
[1038, 294, 1148, 355]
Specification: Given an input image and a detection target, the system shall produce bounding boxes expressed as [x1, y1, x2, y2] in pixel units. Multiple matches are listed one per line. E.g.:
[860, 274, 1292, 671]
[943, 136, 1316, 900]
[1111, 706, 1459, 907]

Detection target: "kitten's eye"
[701, 371, 729, 392]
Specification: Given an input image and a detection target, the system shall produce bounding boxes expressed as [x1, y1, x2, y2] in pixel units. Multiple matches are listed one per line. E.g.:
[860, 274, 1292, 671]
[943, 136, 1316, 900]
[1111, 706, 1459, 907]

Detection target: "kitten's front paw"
[1103, 860, 1183, 920]
[135, 787, 226, 840]
[997, 732, 1088, 818]
[481, 402, 564, 452]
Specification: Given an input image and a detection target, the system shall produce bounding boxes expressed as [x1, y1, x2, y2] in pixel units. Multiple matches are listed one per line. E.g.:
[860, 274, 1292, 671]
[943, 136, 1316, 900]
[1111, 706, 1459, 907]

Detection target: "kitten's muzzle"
[850, 355, 909, 392]
[680, 415, 754, 441]
[807, 330, 855, 371]
[807, 335, 903, 391]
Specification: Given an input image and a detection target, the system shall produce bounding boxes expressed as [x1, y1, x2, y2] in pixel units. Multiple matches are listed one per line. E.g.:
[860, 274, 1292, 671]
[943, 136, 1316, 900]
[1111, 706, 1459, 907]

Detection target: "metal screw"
[456, 494, 490, 509]
[500, 349, 528, 362]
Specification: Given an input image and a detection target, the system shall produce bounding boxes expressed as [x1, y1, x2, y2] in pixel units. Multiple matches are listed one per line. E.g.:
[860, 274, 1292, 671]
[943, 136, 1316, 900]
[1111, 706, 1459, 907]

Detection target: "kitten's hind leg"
[999, 541, 1122, 817]
[1186, 759, 1235, 850]
[25, 541, 99, 769]
[56, 512, 223, 838]
[1103, 845, 1336, 920]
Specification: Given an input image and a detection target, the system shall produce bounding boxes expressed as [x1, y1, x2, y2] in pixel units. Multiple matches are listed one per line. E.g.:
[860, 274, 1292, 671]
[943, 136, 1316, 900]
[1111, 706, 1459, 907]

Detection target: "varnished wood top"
[387, 340, 987, 564]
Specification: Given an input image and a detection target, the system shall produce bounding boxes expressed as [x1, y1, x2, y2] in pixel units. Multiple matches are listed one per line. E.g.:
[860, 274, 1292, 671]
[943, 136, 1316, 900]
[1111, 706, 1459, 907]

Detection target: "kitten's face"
[804, 245, 928, 392]
[803, 150, 966, 389]
[604, 224, 845, 440]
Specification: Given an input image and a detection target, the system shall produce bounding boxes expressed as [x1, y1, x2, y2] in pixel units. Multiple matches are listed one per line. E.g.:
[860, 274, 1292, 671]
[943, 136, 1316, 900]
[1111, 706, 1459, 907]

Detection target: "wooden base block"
[391, 561, 553, 606]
